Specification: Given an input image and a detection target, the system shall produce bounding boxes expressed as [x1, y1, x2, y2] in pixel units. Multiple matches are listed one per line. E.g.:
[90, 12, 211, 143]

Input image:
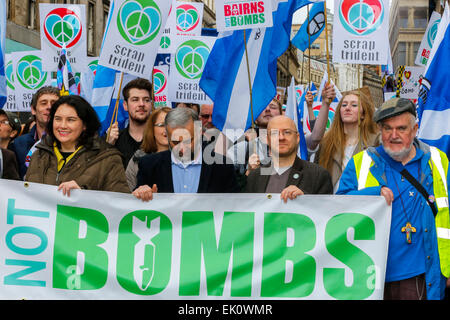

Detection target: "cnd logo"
[254, 28, 261, 40]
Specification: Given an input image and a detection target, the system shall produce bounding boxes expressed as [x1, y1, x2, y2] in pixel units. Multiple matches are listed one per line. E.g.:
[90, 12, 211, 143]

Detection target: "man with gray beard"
[337, 98, 450, 300]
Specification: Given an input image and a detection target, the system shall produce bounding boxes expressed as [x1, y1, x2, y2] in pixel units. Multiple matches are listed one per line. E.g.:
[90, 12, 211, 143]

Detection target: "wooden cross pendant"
[401, 222, 416, 244]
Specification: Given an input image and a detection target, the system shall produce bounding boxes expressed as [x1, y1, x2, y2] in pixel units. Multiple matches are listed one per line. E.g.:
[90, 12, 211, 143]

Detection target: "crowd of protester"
[0, 78, 449, 300]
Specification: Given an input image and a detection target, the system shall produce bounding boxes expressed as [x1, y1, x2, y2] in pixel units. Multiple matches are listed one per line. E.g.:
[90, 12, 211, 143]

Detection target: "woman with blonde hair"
[125, 107, 171, 190]
[314, 89, 379, 193]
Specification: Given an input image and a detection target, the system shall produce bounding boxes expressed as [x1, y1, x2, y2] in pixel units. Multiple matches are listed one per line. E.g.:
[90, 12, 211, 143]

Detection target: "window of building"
[414, 8, 428, 28]
[311, 43, 320, 49]
[399, 8, 408, 28]
[88, 1, 95, 55]
[28, 0, 36, 29]
[397, 42, 406, 66]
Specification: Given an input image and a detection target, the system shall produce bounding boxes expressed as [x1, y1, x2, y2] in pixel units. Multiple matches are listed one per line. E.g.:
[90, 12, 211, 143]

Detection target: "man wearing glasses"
[132, 107, 240, 201]
[245, 115, 332, 201]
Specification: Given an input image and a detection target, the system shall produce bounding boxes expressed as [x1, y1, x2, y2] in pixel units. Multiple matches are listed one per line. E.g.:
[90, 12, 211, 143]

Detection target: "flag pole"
[307, 4, 311, 92]
[357, 65, 362, 150]
[243, 29, 255, 129]
[323, 0, 331, 87]
[107, 71, 124, 142]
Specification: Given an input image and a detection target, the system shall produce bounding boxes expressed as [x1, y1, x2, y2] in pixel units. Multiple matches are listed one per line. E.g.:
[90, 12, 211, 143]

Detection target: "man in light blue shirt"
[133, 108, 240, 201]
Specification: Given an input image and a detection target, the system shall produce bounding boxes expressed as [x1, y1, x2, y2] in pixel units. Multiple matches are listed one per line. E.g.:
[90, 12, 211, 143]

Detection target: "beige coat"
[314, 132, 380, 188]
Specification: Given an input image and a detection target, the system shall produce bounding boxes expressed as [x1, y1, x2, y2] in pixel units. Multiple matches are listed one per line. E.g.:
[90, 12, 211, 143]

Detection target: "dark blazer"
[1, 148, 20, 180]
[245, 156, 333, 194]
[136, 149, 240, 193]
[10, 126, 38, 179]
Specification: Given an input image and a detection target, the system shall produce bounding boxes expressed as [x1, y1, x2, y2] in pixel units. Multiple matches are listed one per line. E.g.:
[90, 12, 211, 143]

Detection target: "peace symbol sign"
[348, 2, 374, 30]
[175, 40, 210, 79]
[308, 12, 325, 36]
[160, 36, 171, 49]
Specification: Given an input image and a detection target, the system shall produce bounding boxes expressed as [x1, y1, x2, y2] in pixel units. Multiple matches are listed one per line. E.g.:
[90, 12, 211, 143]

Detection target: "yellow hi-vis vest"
[353, 147, 450, 277]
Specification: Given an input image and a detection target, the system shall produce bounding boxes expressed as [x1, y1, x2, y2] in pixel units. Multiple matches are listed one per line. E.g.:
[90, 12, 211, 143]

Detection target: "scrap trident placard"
[332, 0, 390, 65]
[39, 4, 88, 72]
[99, 0, 171, 78]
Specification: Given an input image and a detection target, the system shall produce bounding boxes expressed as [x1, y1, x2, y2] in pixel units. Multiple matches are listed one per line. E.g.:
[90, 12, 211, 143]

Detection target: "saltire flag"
[57, 48, 79, 96]
[200, 0, 317, 142]
[0, 1, 6, 108]
[90, 0, 128, 136]
[285, 77, 308, 159]
[417, 3, 450, 156]
[291, 1, 325, 51]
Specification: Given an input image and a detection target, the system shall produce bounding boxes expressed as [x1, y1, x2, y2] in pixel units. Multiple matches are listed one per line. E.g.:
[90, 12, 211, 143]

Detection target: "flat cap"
[373, 97, 416, 123]
[0, 109, 21, 133]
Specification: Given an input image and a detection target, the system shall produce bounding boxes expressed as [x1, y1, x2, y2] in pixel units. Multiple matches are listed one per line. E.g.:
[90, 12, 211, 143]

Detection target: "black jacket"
[245, 156, 333, 194]
[136, 149, 240, 193]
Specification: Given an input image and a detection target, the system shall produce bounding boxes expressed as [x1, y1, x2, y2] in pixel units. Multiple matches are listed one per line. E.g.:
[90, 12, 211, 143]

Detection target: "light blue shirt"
[171, 151, 202, 193]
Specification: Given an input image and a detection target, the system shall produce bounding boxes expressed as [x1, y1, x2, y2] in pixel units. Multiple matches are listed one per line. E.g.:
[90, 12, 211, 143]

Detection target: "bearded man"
[337, 98, 450, 300]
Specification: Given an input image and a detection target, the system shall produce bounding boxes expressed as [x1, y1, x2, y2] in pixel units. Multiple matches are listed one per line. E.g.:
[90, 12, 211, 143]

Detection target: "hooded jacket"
[25, 134, 130, 194]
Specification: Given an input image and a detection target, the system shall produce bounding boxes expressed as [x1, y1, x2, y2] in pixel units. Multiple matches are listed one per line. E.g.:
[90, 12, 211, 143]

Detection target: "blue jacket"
[10, 126, 38, 180]
[337, 139, 449, 300]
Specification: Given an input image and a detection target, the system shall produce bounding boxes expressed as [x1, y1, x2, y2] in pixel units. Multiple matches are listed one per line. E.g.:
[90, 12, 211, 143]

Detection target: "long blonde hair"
[318, 90, 378, 172]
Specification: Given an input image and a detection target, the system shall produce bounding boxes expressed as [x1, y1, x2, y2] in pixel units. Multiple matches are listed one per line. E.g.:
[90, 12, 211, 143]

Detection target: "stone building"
[389, 0, 430, 70]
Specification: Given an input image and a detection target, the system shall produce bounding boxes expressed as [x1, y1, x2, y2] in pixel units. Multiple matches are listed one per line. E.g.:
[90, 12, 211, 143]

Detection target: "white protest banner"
[332, 0, 390, 65]
[215, 0, 273, 32]
[4, 54, 16, 111]
[415, 11, 441, 67]
[153, 64, 171, 107]
[98, 0, 171, 78]
[158, 1, 176, 54]
[158, 1, 204, 54]
[0, 180, 390, 300]
[168, 35, 216, 104]
[174, 1, 204, 36]
[10, 51, 52, 112]
[398, 66, 424, 104]
[39, 4, 88, 72]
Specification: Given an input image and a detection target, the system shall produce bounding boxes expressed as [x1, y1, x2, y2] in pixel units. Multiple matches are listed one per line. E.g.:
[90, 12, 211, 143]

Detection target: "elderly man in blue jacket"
[337, 98, 450, 300]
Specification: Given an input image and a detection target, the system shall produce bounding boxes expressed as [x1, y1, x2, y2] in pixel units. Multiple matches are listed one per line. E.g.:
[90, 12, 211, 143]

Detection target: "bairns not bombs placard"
[215, 0, 273, 32]
[153, 65, 171, 107]
[39, 4, 88, 72]
[332, 0, 390, 65]
[99, 0, 171, 78]
[169, 35, 216, 105]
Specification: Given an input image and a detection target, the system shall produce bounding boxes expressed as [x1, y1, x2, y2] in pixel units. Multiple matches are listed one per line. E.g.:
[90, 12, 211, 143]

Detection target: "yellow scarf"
[53, 142, 83, 172]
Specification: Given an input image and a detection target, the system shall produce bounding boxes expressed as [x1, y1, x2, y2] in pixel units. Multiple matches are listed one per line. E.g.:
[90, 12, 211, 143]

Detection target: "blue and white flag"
[200, 0, 315, 141]
[57, 48, 79, 96]
[418, 3, 450, 156]
[0, 1, 7, 108]
[291, 1, 325, 51]
[285, 77, 308, 159]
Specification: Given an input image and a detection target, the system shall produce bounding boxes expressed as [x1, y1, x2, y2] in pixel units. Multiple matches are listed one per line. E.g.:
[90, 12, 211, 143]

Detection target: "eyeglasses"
[269, 129, 297, 137]
[0, 120, 10, 126]
[200, 114, 212, 119]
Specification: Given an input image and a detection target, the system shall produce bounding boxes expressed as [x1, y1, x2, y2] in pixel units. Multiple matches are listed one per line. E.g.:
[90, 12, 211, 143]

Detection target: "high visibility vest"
[353, 147, 450, 277]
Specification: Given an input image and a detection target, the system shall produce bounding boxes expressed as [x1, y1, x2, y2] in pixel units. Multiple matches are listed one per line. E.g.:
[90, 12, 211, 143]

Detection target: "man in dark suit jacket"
[133, 107, 239, 201]
[245, 115, 332, 201]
